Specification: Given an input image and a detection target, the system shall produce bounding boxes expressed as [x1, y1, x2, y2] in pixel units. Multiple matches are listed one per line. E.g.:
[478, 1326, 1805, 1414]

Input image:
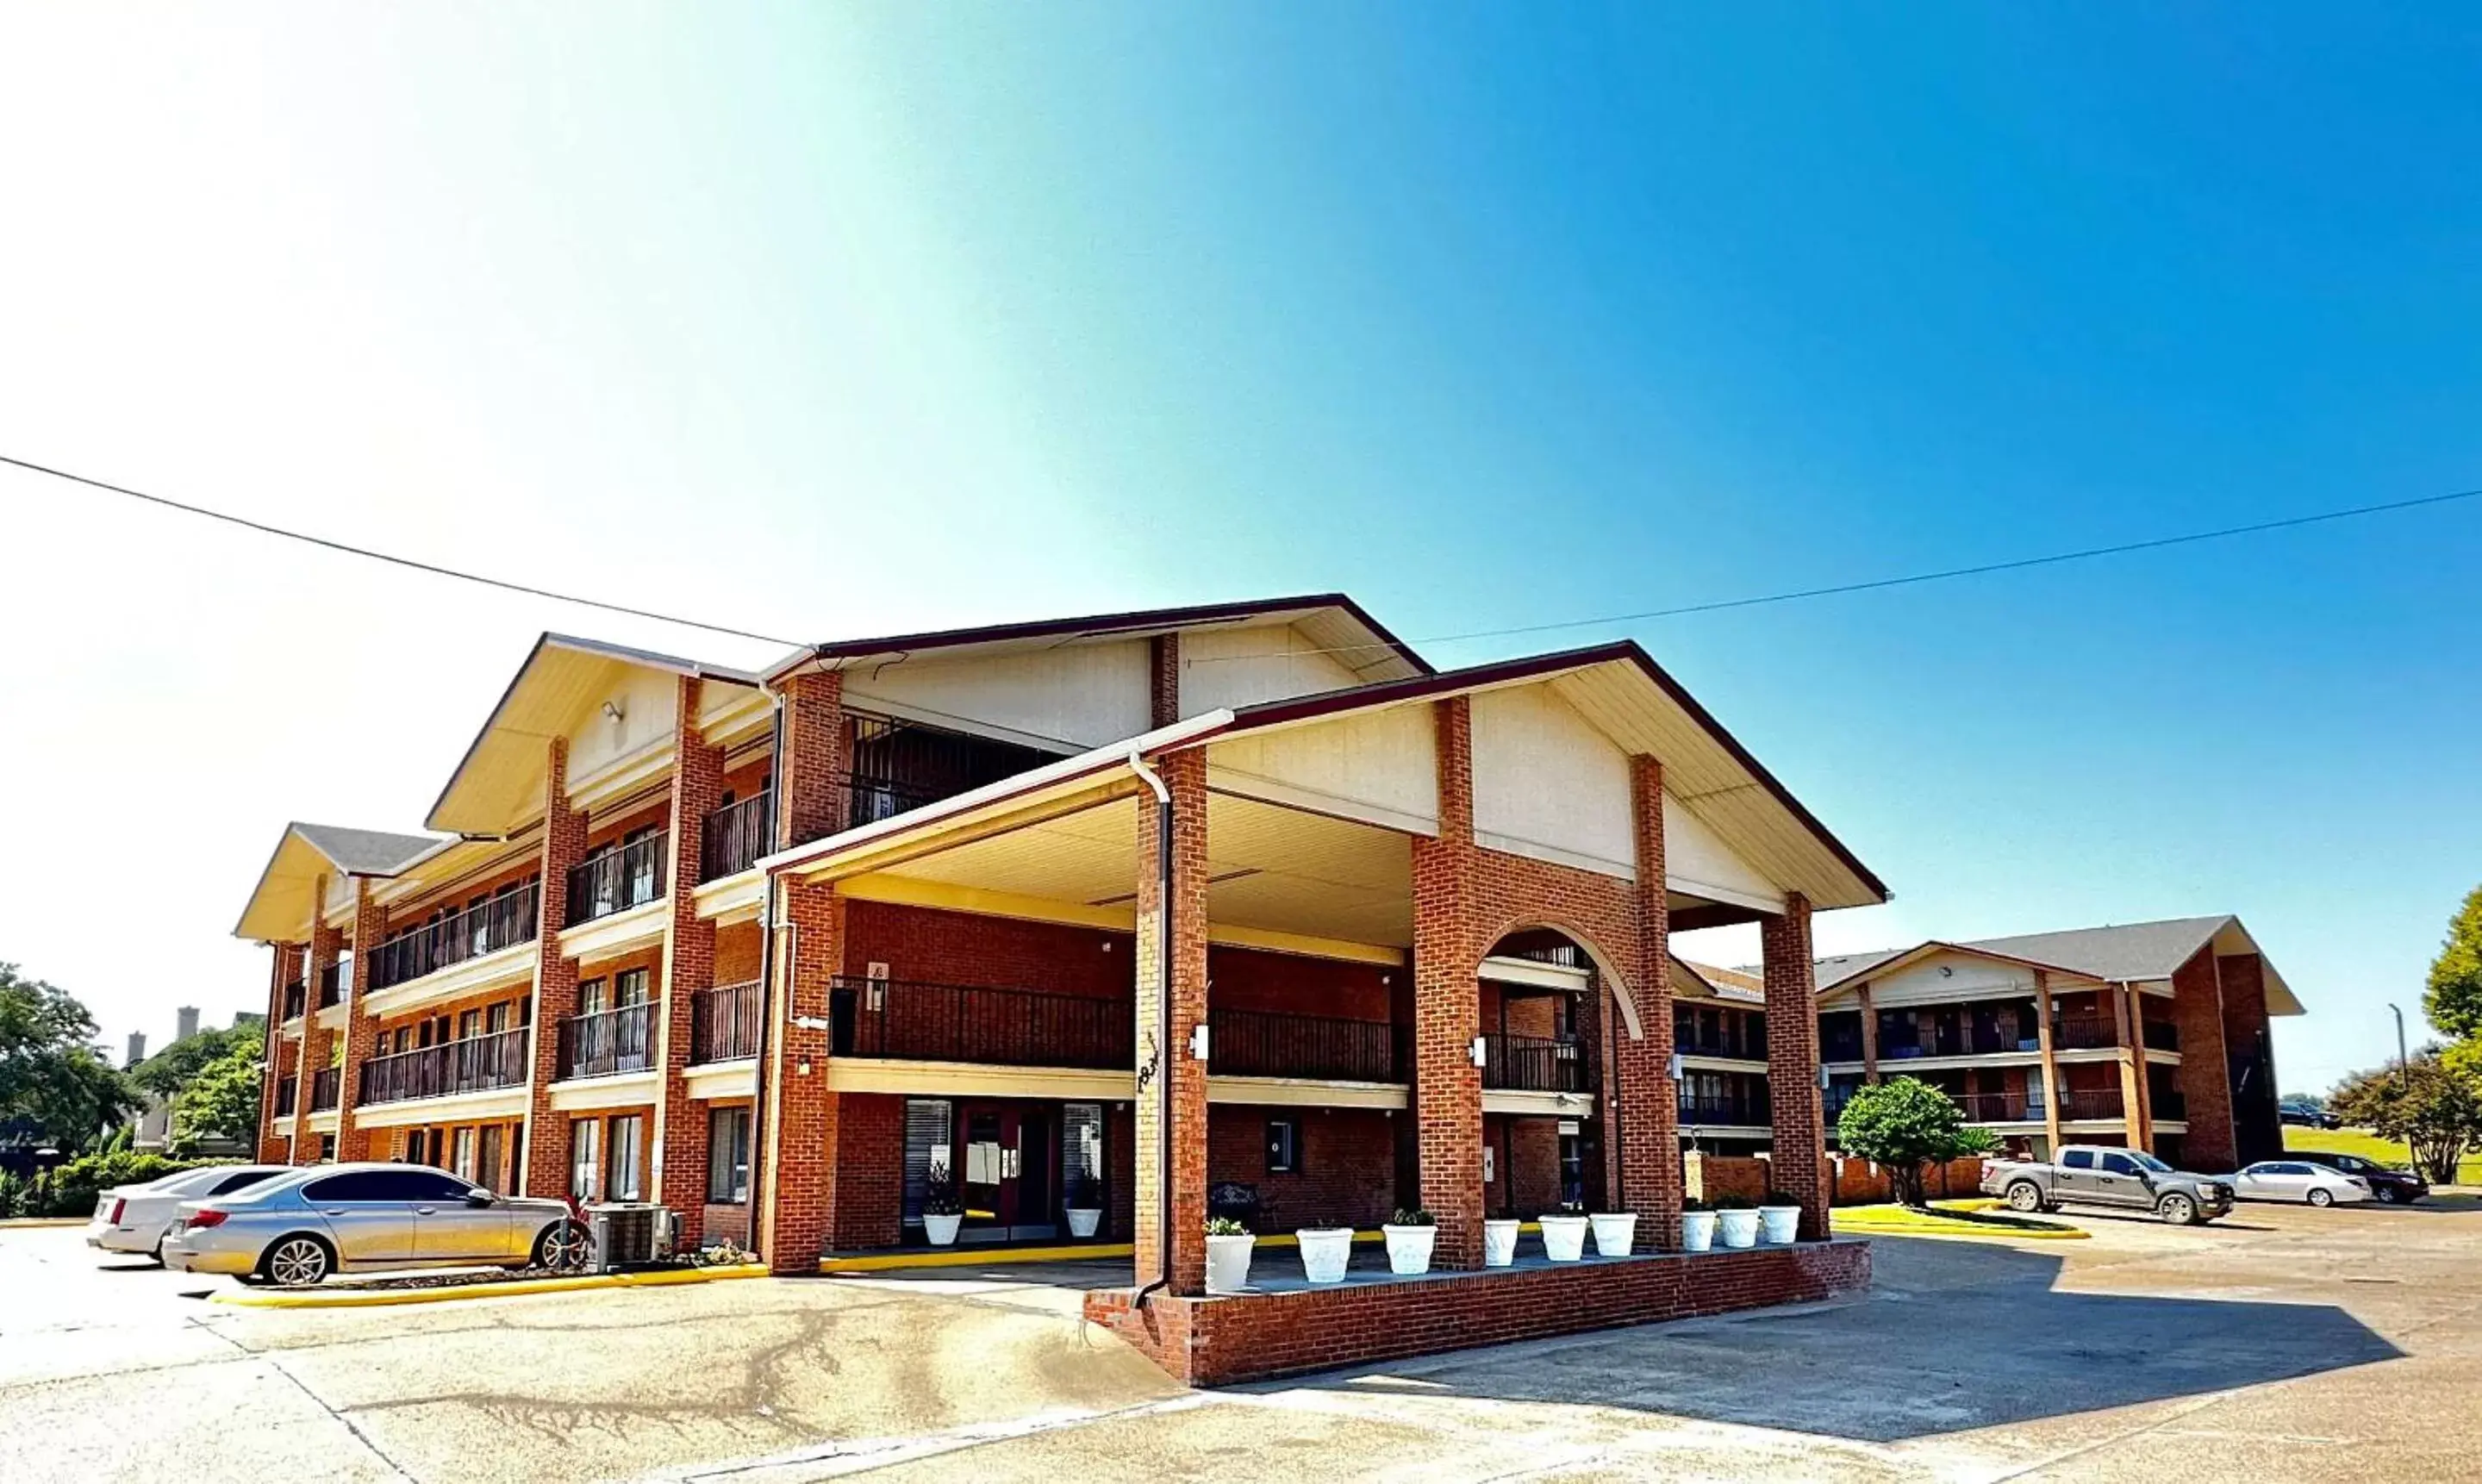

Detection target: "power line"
[0, 452, 804, 648]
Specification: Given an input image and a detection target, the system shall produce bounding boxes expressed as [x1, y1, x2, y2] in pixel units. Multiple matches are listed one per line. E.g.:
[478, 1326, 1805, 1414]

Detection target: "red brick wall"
[1133, 751, 1212, 1294]
[1683, 1151, 1768, 1204]
[333, 882, 390, 1163]
[846, 901, 1130, 997]
[714, 921, 763, 985]
[777, 670, 848, 851]
[1209, 948, 1393, 1021]
[2171, 946, 2236, 1170]
[1085, 1239, 1871, 1386]
[1484, 1114, 1562, 1218]
[521, 739, 589, 1197]
[1826, 1155, 1986, 1206]
[1762, 897, 1830, 1239]
[1411, 698, 1487, 1267]
[658, 674, 724, 1245]
[831, 1092, 905, 1250]
[1208, 1106, 1398, 1231]
[759, 878, 843, 1271]
[290, 911, 340, 1160]
[2217, 953, 2283, 1165]
[1150, 633, 1181, 728]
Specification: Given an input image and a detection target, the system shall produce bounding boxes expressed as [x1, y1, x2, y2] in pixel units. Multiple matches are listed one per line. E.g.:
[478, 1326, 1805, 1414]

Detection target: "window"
[2061, 1149, 2095, 1170]
[1265, 1118, 1301, 1175]
[485, 1001, 510, 1035]
[614, 967, 650, 1007]
[458, 1009, 481, 1040]
[478, 1124, 506, 1194]
[608, 1114, 645, 1201]
[405, 1128, 429, 1166]
[2100, 1152, 2142, 1177]
[578, 978, 609, 1017]
[708, 1107, 752, 1203]
[317, 1134, 335, 1163]
[208, 1169, 280, 1197]
[570, 1118, 602, 1201]
[452, 1126, 478, 1182]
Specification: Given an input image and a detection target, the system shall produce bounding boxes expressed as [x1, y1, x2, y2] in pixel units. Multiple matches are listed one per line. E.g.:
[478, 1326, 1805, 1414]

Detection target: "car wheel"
[2374, 1186, 2400, 1204]
[533, 1221, 590, 1272]
[2308, 1188, 2335, 1207]
[260, 1235, 334, 1288]
[2005, 1181, 2045, 1213]
[2157, 1193, 2198, 1225]
[147, 1233, 168, 1268]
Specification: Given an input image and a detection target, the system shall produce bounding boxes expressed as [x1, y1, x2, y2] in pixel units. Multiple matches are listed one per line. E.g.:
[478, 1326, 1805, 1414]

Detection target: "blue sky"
[2, 5, 2477, 1089]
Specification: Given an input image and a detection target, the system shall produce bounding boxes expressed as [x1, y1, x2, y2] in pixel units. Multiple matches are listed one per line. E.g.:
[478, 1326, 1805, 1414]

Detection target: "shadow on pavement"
[1253, 1236, 2404, 1443]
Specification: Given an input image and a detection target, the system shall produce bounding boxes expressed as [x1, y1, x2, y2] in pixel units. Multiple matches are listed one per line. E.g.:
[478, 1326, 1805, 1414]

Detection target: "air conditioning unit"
[586, 1203, 672, 1270]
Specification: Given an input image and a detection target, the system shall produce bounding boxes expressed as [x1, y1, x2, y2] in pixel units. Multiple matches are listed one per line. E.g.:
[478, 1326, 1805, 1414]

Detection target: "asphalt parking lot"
[6, 1197, 2479, 1482]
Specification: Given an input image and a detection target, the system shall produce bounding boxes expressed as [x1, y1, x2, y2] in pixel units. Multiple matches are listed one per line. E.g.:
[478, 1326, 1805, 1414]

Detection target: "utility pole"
[2389, 1003, 2410, 1089]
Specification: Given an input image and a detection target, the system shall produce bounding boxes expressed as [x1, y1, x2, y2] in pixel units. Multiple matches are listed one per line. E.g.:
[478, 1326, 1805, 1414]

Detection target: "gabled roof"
[427, 633, 759, 834]
[1676, 959, 1766, 1005]
[1807, 915, 2302, 1016]
[761, 593, 1430, 688]
[234, 822, 445, 942]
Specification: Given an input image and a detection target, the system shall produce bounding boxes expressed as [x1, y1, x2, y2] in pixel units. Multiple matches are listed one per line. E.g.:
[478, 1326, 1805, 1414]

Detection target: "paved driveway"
[6, 1198, 2479, 1481]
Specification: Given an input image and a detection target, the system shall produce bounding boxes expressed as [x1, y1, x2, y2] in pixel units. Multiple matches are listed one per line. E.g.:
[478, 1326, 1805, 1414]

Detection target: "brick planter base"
[1082, 1238, 1871, 1386]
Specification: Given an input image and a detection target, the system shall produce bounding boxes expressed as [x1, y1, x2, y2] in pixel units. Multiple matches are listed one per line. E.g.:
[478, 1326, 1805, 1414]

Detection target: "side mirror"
[465, 1189, 495, 1207]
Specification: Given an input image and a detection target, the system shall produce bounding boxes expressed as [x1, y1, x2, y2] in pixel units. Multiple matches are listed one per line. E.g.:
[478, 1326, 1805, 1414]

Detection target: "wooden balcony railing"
[827, 976, 1131, 1070]
[566, 834, 670, 926]
[272, 1077, 298, 1118]
[2142, 1019, 2181, 1053]
[1210, 1007, 1400, 1082]
[2060, 1087, 2127, 1120]
[701, 791, 774, 882]
[368, 889, 539, 991]
[690, 981, 764, 1063]
[558, 1003, 652, 1080]
[2055, 1014, 2121, 1051]
[1481, 1032, 1590, 1094]
[309, 1067, 340, 1112]
[1678, 1091, 1771, 1125]
[358, 1027, 530, 1106]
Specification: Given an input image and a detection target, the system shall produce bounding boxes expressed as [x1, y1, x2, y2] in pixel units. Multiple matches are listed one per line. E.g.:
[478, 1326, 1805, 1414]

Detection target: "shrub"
[1389, 1207, 1437, 1227]
[1711, 1194, 1756, 1211]
[1762, 1189, 1802, 1208]
[919, 1174, 963, 1218]
[1836, 1077, 1999, 1207]
[1204, 1216, 1249, 1237]
[26, 1150, 218, 1218]
[1681, 1196, 1709, 1213]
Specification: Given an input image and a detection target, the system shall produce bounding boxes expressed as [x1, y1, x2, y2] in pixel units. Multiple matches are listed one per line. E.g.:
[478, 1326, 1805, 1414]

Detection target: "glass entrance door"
[954, 1102, 1057, 1242]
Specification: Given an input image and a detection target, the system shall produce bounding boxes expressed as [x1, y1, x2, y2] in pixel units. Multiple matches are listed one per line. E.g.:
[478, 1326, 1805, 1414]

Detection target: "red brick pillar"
[1149, 633, 1181, 729]
[1762, 895, 1830, 1239]
[1134, 749, 1211, 1292]
[332, 881, 387, 1163]
[2172, 951, 2236, 1169]
[521, 739, 589, 1197]
[777, 670, 848, 851]
[259, 942, 302, 1162]
[1615, 755, 1681, 1250]
[290, 899, 341, 1158]
[657, 677, 725, 1245]
[759, 876, 844, 1272]
[1410, 699, 1485, 1270]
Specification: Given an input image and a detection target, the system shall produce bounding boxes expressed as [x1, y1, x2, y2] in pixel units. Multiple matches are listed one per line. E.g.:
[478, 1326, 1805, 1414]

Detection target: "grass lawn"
[2283, 1125, 2482, 1184]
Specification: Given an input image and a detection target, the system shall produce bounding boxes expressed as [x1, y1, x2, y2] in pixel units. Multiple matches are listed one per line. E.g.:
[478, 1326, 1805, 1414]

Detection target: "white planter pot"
[1539, 1214, 1590, 1261]
[923, 1213, 963, 1247]
[1205, 1232, 1256, 1294]
[1759, 1206, 1802, 1244]
[1588, 1213, 1638, 1257]
[1295, 1227, 1354, 1283]
[1681, 1210, 1718, 1253]
[1481, 1219, 1521, 1268]
[1381, 1224, 1437, 1275]
[1717, 1210, 1760, 1249]
[1065, 1208, 1102, 1239]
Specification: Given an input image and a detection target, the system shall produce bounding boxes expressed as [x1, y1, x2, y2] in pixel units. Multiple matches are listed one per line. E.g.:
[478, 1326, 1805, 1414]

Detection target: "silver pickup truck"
[1981, 1145, 2235, 1225]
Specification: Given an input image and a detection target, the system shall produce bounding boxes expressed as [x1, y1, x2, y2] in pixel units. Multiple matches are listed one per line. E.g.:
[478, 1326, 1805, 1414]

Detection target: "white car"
[86, 1165, 294, 1261]
[2232, 1159, 2371, 1207]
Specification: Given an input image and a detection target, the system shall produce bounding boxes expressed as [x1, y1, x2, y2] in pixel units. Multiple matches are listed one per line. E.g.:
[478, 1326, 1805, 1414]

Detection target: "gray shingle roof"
[1952, 917, 2234, 985]
[290, 822, 442, 876]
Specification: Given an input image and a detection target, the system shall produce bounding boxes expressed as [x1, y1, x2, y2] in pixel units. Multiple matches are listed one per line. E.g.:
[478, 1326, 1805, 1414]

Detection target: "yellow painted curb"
[1831, 1213, 2086, 1242]
[0, 1218, 88, 1229]
[211, 1263, 770, 1308]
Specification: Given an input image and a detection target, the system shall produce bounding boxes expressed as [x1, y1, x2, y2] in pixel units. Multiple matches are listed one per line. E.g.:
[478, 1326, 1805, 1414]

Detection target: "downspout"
[745, 682, 790, 1244]
[1125, 750, 1174, 1307]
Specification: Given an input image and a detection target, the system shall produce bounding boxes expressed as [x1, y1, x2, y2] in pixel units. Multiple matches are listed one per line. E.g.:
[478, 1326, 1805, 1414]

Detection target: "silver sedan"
[161, 1163, 587, 1286]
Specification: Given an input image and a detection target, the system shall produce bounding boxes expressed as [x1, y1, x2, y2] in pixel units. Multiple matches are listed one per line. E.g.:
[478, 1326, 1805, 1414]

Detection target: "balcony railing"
[1210, 1007, 1400, 1082]
[558, 1003, 652, 1080]
[1678, 1092, 1771, 1125]
[1675, 1025, 1767, 1061]
[1955, 1090, 2033, 1123]
[316, 962, 343, 1010]
[567, 834, 670, 926]
[2055, 1014, 2121, 1051]
[701, 791, 774, 882]
[827, 976, 1132, 1070]
[280, 981, 307, 1021]
[272, 1077, 298, 1118]
[2150, 1088, 2188, 1120]
[2060, 1087, 2126, 1121]
[1481, 1032, 1590, 1094]
[2142, 1019, 2180, 1053]
[358, 1027, 531, 1106]
[369, 889, 539, 991]
[309, 1067, 340, 1112]
[844, 773, 947, 829]
[691, 980, 764, 1063]
[1820, 1032, 1866, 1063]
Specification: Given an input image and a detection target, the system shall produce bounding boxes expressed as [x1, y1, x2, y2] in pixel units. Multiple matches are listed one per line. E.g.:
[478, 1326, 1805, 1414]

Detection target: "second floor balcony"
[1955, 1089, 2036, 1123]
[827, 976, 1131, 1071]
[2055, 1013, 2121, 1051]
[1678, 1088, 1771, 1126]
[2059, 1087, 2127, 1121]
[309, 1066, 340, 1112]
[1481, 1032, 1590, 1094]
[2142, 1018, 2181, 1053]
[567, 833, 670, 926]
[558, 1003, 653, 1079]
[358, 1027, 531, 1106]
[691, 980, 764, 1063]
[1210, 1007, 1400, 1082]
[701, 791, 774, 882]
[369, 889, 540, 992]
[272, 1076, 298, 1118]
[280, 980, 308, 1022]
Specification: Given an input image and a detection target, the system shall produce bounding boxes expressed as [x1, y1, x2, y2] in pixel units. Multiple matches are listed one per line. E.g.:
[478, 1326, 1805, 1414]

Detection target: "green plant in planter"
[1389, 1207, 1437, 1226]
[1762, 1190, 1802, 1207]
[920, 1175, 963, 1218]
[1711, 1194, 1757, 1211]
[1205, 1216, 1249, 1237]
[1681, 1196, 1710, 1213]
[1063, 1173, 1101, 1209]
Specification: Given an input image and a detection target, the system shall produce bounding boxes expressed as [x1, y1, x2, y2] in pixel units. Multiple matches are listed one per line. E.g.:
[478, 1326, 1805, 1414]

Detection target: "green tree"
[2329, 1050, 2482, 1184]
[169, 1026, 264, 1154]
[130, 1022, 252, 1101]
[1835, 1076, 1999, 1207]
[0, 963, 135, 1150]
[2428, 886, 2482, 1042]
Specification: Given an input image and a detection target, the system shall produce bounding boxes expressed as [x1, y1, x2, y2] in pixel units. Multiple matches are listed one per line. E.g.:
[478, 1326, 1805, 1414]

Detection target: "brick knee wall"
[1084, 1239, 1871, 1387]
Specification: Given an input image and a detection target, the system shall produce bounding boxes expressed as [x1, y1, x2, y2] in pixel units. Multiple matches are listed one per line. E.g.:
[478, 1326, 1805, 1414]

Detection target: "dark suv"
[2293, 1150, 2427, 1204]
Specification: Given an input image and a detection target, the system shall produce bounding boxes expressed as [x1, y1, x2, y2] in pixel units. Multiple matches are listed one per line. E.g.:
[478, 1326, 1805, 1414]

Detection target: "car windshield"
[2127, 1151, 2173, 1174]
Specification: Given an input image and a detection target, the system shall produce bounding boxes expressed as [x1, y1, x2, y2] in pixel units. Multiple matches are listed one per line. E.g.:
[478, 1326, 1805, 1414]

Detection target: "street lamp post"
[2388, 1002, 2410, 1090]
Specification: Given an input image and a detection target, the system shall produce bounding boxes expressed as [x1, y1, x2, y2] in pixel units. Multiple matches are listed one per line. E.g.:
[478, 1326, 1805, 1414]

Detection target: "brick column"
[290, 896, 340, 1158]
[1613, 754, 1680, 1250]
[777, 670, 848, 851]
[2172, 950, 2236, 1169]
[758, 876, 844, 1272]
[332, 881, 386, 1162]
[521, 739, 589, 1197]
[1858, 982, 1880, 1083]
[656, 677, 725, 1244]
[1761, 895, 1829, 1239]
[259, 942, 302, 1162]
[2033, 970, 2063, 1154]
[1134, 749, 1211, 1292]
[1149, 633, 1182, 728]
[1410, 698, 1485, 1269]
